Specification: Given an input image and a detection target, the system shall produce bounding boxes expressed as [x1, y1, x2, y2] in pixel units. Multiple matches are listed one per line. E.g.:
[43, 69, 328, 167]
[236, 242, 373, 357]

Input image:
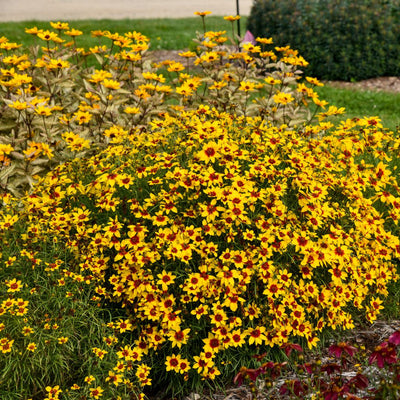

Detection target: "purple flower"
[242, 30, 256, 45]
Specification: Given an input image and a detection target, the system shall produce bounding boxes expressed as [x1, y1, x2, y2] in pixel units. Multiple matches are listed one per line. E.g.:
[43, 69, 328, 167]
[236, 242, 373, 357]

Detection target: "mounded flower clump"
[2, 106, 400, 398]
[1, 19, 400, 400]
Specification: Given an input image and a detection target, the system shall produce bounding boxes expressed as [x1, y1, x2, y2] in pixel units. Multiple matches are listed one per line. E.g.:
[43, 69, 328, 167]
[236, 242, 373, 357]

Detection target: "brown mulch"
[325, 76, 400, 94]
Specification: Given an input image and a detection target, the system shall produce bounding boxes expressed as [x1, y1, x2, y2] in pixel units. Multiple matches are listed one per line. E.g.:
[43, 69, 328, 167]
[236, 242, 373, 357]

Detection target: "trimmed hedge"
[247, 0, 400, 81]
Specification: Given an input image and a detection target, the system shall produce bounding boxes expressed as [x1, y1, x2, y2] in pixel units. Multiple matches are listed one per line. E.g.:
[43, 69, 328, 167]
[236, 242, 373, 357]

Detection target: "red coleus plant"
[368, 341, 398, 369]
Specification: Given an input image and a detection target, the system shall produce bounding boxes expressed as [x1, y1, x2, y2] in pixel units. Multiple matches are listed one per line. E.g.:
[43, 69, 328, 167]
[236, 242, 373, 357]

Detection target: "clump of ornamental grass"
[0, 17, 325, 198]
[1, 101, 400, 398]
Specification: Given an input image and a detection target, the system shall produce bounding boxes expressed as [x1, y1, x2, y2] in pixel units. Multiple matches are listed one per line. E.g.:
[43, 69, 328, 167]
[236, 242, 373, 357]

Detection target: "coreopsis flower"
[89, 386, 104, 399]
[26, 342, 37, 352]
[264, 76, 282, 85]
[84, 375, 96, 384]
[47, 58, 70, 69]
[35, 105, 52, 116]
[92, 347, 108, 359]
[167, 62, 185, 72]
[124, 106, 140, 114]
[197, 141, 220, 164]
[168, 328, 191, 348]
[45, 386, 62, 398]
[105, 370, 123, 386]
[156, 270, 176, 291]
[6, 278, 23, 292]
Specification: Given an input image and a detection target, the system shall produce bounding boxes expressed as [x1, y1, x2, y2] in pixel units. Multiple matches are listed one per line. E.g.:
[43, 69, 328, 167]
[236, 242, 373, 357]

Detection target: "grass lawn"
[0, 16, 247, 50]
[315, 85, 400, 133]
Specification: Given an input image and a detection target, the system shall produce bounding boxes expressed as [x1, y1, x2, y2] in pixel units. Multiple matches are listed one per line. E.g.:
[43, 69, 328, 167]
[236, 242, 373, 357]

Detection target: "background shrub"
[247, 0, 400, 81]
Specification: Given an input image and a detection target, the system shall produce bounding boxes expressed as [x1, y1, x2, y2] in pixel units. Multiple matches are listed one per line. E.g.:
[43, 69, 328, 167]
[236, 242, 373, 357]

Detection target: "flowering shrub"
[1, 99, 400, 397]
[0, 20, 325, 197]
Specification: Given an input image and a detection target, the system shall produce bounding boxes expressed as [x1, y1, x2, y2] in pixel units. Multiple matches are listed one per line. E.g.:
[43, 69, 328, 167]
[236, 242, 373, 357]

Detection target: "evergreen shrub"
[247, 0, 400, 81]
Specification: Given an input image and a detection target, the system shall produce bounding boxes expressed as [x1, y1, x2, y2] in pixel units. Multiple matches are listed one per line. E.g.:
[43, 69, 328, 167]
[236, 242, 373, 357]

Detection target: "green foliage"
[247, 0, 400, 81]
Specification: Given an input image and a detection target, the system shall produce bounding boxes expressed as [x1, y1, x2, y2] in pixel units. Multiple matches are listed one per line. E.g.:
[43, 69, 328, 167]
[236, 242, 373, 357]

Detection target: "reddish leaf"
[388, 330, 400, 346]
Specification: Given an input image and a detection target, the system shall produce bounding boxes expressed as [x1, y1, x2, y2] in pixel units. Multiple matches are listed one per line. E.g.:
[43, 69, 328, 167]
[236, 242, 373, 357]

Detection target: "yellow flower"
[45, 386, 62, 397]
[256, 37, 273, 44]
[273, 91, 295, 105]
[50, 21, 69, 30]
[84, 375, 96, 384]
[65, 28, 83, 37]
[239, 81, 256, 92]
[25, 26, 42, 35]
[306, 76, 324, 86]
[178, 51, 196, 58]
[92, 347, 108, 359]
[89, 69, 113, 83]
[157, 270, 176, 291]
[101, 79, 121, 90]
[194, 11, 212, 16]
[35, 105, 52, 116]
[6, 278, 23, 292]
[89, 386, 104, 398]
[26, 342, 37, 352]
[8, 100, 28, 111]
[73, 110, 92, 124]
[168, 328, 191, 348]
[0, 143, 14, 155]
[224, 15, 240, 21]
[37, 30, 64, 43]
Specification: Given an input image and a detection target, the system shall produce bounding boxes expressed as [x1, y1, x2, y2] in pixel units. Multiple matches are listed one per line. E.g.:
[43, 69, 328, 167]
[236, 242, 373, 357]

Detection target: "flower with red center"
[168, 328, 190, 348]
[247, 326, 267, 345]
[197, 141, 219, 164]
[156, 270, 176, 291]
[6, 278, 23, 292]
[89, 386, 104, 399]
